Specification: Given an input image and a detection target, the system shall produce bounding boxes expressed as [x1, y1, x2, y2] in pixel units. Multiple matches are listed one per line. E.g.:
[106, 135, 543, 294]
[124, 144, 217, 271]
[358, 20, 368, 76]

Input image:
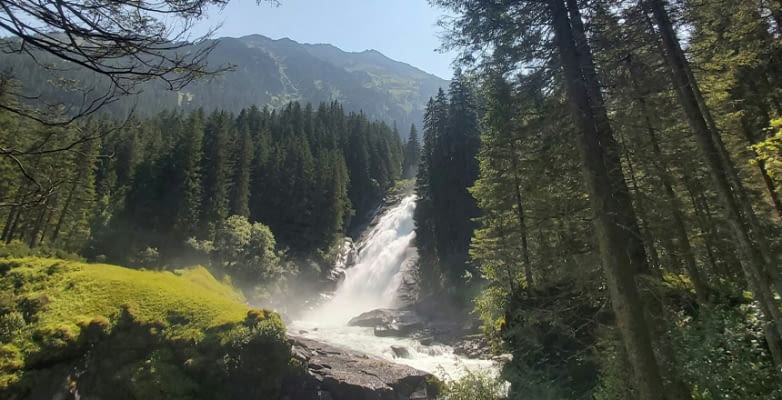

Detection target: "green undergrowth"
[0, 257, 295, 399]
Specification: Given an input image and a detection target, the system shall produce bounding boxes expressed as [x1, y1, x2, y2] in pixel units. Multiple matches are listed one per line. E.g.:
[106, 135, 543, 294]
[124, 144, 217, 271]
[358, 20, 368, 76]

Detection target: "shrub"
[438, 369, 507, 400]
[0, 312, 26, 342]
[669, 304, 781, 399]
[0, 241, 82, 261]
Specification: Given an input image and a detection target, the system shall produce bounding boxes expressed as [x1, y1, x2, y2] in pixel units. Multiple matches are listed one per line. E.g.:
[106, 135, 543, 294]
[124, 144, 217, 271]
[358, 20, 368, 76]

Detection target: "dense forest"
[0, 102, 406, 295]
[414, 73, 482, 301]
[408, 0, 782, 398]
[6, 0, 782, 398]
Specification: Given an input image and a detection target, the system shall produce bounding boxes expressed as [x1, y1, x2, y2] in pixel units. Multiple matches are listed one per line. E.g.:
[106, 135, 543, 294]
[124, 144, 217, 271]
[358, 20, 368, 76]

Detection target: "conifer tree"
[403, 124, 421, 179]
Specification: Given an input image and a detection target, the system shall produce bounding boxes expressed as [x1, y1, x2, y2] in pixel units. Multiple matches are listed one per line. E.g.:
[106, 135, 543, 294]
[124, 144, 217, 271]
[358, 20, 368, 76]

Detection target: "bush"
[669, 304, 781, 399]
[209, 215, 283, 286]
[438, 369, 507, 400]
[131, 247, 160, 268]
[0, 312, 26, 342]
[0, 241, 82, 261]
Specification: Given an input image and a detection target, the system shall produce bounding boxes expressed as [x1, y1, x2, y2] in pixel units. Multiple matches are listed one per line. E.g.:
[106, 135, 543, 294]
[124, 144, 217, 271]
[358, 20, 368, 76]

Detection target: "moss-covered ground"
[0, 258, 295, 399]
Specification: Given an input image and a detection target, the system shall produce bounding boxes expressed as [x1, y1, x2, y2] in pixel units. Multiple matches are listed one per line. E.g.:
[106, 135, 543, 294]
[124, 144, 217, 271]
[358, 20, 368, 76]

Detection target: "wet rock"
[348, 309, 395, 327]
[419, 337, 434, 346]
[284, 336, 440, 400]
[390, 345, 410, 359]
[348, 308, 426, 338]
[326, 238, 356, 285]
[299, 330, 309, 335]
[374, 321, 424, 338]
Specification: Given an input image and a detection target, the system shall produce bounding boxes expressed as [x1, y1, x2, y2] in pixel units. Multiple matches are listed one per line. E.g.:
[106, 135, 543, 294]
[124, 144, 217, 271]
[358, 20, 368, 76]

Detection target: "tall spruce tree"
[403, 124, 421, 179]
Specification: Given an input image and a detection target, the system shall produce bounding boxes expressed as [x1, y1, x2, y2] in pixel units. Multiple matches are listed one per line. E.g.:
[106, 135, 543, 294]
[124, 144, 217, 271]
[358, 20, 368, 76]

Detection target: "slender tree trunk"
[647, 0, 782, 369]
[4, 203, 23, 244]
[624, 55, 710, 302]
[2, 205, 20, 243]
[620, 132, 661, 272]
[37, 201, 56, 248]
[28, 200, 48, 248]
[2, 184, 27, 243]
[679, 24, 776, 269]
[2, 207, 20, 244]
[690, 178, 743, 279]
[548, 1, 666, 397]
[50, 171, 83, 245]
[497, 215, 517, 294]
[685, 183, 720, 276]
[509, 138, 533, 288]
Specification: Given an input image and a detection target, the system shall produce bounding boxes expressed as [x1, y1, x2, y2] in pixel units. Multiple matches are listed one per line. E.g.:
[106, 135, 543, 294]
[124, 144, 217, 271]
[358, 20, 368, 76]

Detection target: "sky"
[191, 0, 457, 79]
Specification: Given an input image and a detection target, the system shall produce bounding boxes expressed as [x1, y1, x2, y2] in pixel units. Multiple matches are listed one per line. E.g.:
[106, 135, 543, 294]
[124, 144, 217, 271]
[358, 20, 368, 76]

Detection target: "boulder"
[348, 309, 395, 327]
[390, 345, 411, 359]
[284, 336, 440, 400]
[374, 321, 424, 337]
[348, 308, 426, 338]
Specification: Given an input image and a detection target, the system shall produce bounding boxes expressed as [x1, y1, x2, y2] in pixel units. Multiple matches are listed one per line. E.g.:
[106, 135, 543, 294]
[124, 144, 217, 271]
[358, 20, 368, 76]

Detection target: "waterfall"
[304, 194, 418, 325]
[291, 194, 499, 380]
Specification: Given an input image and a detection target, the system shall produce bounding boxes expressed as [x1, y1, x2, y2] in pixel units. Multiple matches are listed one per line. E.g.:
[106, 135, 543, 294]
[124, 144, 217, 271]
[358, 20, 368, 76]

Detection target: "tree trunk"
[50, 171, 83, 245]
[497, 215, 517, 294]
[685, 182, 720, 277]
[678, 23, 776, 270]
[28, 200, 48, 248]
[509, 138, 533, 288]
[2, 185, 27, 243]
[647, 0, 782, 369]
[619, 131, 661, 272]
[548, 0, 666, 398]
[624, 55, 710, 303]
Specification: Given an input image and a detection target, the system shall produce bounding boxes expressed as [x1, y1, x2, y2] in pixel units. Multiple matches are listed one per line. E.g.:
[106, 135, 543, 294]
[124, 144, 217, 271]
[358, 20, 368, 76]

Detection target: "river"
[290, 195, 498, 380]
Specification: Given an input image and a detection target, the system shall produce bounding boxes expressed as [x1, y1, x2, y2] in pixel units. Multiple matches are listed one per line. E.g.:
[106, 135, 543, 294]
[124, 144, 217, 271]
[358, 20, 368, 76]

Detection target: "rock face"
[327, 238, 357, 286]
[283, 336, 439, 400]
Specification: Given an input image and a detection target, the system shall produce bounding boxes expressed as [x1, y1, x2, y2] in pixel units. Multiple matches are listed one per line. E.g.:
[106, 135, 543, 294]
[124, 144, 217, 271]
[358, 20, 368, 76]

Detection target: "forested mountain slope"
[0, 34, 447, 133]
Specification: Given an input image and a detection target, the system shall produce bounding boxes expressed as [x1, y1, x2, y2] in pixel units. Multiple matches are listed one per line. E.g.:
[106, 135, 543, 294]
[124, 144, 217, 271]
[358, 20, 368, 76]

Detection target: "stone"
[284, 336, 440, 400]
[348, 308, 426, 338]
[373, 321, 424, 338]
[390, 345, 410, 359]
[348, 309, 394, 327]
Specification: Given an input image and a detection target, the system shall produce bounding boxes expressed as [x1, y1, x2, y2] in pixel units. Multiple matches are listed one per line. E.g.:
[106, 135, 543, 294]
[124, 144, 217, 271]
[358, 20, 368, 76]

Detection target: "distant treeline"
[0, 101, 409, 276]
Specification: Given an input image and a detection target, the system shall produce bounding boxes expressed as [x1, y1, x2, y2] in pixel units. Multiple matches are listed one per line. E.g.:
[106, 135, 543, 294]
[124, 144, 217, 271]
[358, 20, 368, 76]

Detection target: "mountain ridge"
[0, 33, 449, 133]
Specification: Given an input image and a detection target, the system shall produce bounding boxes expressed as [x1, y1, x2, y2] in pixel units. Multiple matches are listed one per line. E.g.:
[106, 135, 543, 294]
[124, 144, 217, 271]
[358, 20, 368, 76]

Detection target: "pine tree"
[200, 110, 234, 239]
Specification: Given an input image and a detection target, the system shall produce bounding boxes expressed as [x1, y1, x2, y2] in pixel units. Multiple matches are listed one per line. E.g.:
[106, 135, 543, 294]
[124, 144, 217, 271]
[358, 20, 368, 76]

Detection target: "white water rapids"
[290, 195, 498, 380]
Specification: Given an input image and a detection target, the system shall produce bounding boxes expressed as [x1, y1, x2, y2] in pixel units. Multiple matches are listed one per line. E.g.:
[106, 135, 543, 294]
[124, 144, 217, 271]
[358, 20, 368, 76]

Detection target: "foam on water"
[291, 195, 498, 380]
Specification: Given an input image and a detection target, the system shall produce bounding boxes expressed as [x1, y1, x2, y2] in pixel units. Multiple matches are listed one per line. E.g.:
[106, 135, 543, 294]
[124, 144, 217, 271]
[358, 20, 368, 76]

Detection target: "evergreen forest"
[408, 0, 782, 398]
[1, 103, 405, 297]
[4, 0, 782, 399]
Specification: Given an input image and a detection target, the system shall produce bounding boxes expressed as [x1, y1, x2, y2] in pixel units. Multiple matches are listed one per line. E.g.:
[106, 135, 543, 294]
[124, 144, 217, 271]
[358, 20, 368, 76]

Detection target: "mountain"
[0, 34, 448, 133]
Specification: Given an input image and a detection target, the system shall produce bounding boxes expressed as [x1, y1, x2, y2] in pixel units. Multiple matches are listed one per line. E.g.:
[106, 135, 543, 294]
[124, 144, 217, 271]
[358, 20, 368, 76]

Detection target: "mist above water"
[292, 195, 498, 379]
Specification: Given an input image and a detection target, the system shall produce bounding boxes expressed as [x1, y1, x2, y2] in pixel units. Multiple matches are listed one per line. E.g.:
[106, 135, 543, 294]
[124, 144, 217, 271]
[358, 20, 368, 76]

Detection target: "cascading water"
[291, 194, 498, 380]
[304, 195, 417, 326]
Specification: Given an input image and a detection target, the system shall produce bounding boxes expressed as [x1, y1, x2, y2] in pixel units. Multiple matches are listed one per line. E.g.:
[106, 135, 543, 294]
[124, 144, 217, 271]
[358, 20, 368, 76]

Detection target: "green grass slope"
[0, 258, 294, 399]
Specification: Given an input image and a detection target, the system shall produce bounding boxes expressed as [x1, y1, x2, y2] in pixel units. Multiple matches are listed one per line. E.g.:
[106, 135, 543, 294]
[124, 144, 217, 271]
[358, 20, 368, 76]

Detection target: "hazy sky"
[192, 0, 457, 79]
